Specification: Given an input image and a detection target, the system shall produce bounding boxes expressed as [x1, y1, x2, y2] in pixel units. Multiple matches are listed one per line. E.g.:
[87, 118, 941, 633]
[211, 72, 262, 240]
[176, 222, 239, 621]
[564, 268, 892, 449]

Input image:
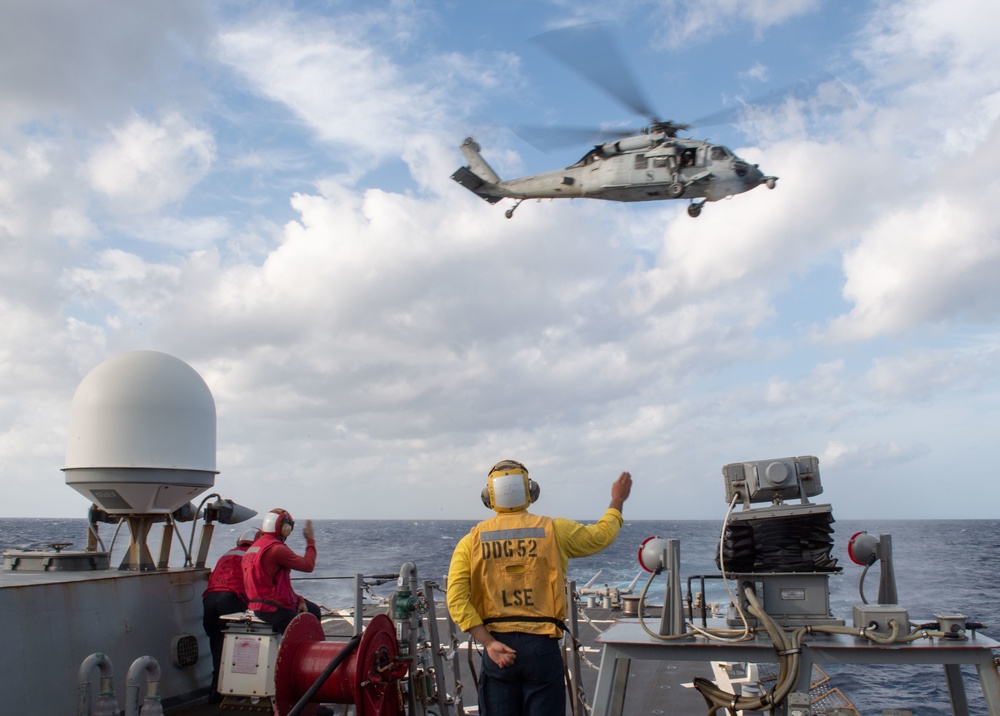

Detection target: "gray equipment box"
[723, 455, 822, 506]
[728, 573, 844, 627]
[853, 604, 909, 635]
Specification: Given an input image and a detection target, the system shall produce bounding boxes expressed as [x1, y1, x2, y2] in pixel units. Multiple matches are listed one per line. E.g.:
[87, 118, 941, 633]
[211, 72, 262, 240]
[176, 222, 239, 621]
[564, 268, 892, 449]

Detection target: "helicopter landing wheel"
[687, 201, 705, 218]
[766, 177, 777, 190]
[667, 182, 684, 198]
[505, 199, 525, 219]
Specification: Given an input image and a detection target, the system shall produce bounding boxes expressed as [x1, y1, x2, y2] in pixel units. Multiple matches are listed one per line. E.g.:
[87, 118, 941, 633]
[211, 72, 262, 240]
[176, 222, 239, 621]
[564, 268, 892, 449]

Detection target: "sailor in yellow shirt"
[447, 460, 632, 716]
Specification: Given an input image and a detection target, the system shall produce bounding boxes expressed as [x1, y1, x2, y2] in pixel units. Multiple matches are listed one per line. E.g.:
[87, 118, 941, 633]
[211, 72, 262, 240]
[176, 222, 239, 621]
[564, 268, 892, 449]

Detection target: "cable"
[107, 520, 125, 560]
[693, 587, 803, 714]
[629, 496, 756, 644]
[168, 513, 192, 565]
[86, 514, 107, 552]
[187, 492, 221, 565]
[636, 570, 689, 642]
[858, 561, 872, 604]
[717, 494, 751, 633]
[634, 559, 753, 644]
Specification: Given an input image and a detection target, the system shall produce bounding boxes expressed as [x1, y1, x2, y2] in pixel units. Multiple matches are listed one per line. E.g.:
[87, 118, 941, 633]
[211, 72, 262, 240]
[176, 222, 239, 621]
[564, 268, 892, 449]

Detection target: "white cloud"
[131, 216, 233, 251]
[86, 113, 216, 214]
[864, 342, 1000, 402]
[650, 0, 821, 48]
[801, 0, 1000, 342]
[819, 438, 925, 475]
[0, 0, 211, 129]
[829, 197, 1000, 340]
[215, 10, 451, 174]
[63, 249, 184, 328]
[741, 63, 770, 83]
[2, 1, 1000, 522]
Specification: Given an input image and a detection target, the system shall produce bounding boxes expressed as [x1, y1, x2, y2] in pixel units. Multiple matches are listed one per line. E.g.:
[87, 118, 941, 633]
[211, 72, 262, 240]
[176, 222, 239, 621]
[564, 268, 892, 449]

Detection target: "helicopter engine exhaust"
[601, 135, 660, 154]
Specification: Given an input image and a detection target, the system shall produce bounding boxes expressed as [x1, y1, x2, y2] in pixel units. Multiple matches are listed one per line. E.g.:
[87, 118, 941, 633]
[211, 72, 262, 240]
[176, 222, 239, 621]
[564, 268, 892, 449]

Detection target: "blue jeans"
[478, 632, 565, 716]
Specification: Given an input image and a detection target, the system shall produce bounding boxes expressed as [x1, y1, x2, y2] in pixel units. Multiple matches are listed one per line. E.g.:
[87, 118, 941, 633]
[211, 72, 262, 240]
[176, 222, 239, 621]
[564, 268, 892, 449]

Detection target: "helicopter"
[451, 23, 779, 219]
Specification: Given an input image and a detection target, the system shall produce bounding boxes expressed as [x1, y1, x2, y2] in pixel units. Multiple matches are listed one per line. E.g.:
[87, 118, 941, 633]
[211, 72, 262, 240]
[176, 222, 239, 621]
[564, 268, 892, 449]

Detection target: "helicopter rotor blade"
[528, 22, 660, 123]
[513, 123, 639, 152]
[689, 73, 855, 129]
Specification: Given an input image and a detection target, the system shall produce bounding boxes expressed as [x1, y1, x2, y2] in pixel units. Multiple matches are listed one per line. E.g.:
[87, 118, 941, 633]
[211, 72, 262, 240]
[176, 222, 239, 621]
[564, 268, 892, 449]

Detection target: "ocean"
[3, 516, 997, 715]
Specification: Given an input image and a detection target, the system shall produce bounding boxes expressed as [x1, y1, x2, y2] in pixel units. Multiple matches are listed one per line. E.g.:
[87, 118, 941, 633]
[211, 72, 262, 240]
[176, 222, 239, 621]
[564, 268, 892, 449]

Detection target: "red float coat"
[203, 546, 250, 600]
[242, 534, 314, 612]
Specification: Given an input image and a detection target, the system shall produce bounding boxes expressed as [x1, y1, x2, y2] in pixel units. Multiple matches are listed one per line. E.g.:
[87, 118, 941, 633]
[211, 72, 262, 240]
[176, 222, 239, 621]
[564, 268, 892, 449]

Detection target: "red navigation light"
[638, 536, 669, 573]
[847, 530, 879, 566]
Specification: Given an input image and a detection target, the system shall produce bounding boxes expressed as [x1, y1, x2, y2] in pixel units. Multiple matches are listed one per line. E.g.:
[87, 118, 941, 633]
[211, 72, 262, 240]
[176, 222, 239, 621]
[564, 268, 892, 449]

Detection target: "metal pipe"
[442, 575, 467, 716]
[190, 492, 221, 567]
[566, 581, 584, 716]
[354, 572, 364, 636]
[423, 580, 452, 715]
[398, 562, 420, 716]
[124, 656, 162, 716]
[77, 653, 119, 716]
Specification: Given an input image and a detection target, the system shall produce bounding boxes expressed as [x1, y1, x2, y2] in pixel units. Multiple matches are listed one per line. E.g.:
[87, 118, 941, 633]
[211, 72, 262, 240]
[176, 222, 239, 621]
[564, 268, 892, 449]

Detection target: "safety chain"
[436, 633, 460, 662]
[577, 649, 602, 672]
[364, 581, 392, 605]
[573, 600, 609, 637]
[568, 599, 607, 672]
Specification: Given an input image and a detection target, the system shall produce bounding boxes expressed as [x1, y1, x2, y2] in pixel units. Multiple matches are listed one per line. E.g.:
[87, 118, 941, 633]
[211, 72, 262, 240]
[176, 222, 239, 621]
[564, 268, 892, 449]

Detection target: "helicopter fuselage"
[451, 135, 776, 218]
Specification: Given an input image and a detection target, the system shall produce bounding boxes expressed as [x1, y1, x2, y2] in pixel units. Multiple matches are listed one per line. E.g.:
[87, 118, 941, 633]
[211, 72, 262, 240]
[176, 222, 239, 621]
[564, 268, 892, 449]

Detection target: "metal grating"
[171, 634, 199, 668]
[756, 662, 858, 715]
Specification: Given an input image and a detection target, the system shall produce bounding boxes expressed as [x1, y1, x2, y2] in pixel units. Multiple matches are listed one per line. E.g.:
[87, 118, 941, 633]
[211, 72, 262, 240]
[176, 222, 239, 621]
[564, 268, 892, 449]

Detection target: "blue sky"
[2, 0, 999, 521]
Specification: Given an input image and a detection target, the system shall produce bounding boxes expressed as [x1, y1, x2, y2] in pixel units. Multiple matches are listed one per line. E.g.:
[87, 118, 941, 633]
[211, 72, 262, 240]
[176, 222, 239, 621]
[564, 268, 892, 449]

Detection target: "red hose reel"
[274, 613, 407, 716]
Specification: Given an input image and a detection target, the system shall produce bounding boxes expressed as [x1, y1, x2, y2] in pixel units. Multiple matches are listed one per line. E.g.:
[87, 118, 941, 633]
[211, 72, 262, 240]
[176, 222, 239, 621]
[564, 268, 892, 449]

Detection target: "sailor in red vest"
[202, 528, 259, 700]
[242, 508, 322, 633]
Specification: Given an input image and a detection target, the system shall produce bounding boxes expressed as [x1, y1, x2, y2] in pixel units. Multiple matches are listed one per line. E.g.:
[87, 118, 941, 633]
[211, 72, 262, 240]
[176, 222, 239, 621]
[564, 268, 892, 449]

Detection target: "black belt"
[483, 615, 569, 632]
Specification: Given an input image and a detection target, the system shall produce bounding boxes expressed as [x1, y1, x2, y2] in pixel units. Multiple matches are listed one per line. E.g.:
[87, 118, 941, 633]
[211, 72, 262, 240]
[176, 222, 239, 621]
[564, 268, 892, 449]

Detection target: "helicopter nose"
[734, 160, 764, 188]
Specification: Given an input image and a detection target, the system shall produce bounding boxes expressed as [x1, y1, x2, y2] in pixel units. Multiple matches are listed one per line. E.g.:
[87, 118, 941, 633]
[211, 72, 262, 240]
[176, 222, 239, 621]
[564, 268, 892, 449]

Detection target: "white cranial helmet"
[481, 460, 539, 513]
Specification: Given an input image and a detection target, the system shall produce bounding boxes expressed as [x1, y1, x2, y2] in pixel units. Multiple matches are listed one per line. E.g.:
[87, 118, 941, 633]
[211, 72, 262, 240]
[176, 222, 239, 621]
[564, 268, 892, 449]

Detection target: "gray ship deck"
[182, 604, 1000, 716]
[174, 603, 870, 716]
[176, 602, 716, 715]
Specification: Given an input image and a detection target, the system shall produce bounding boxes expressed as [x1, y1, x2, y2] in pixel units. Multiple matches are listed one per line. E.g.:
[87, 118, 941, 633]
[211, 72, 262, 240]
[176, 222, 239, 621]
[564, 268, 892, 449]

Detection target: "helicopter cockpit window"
[652, 157, 669, 169]
[709, 146, 730, 161]
[570, 149, 601, 168]
[634, 154, 648, 170]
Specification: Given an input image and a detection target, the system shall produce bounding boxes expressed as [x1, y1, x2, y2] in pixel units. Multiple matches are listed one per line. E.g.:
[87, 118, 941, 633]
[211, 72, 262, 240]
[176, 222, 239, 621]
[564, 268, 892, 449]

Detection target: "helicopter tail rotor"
[451, 137, 512, 205]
